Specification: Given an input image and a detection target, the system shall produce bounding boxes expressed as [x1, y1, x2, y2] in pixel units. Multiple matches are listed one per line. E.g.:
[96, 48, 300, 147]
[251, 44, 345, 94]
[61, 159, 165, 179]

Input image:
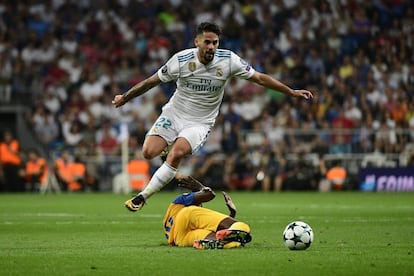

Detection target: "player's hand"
[222, 191, 237, 218]
[177, 175, 205, 192]
[201, 187, 213, 193]
[292, 89, 314, 100]
[112, 94, 127, 108]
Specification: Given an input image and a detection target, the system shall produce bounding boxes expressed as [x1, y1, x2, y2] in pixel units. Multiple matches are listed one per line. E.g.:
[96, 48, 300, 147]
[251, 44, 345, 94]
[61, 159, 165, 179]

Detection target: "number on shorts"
[155, 117, 172, 130]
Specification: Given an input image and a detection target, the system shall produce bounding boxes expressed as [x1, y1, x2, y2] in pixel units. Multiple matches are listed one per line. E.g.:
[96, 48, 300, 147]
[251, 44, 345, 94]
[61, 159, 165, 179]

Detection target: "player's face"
[195, 32, 219, 65]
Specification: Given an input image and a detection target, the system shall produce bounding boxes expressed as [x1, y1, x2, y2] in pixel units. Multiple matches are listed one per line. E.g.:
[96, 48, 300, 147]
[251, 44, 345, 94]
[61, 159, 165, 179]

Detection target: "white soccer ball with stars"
[282, 221, 314, 250]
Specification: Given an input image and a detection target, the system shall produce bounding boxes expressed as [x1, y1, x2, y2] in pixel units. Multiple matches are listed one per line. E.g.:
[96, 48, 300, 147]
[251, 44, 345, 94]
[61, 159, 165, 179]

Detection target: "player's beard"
[204, 50, 215, 62]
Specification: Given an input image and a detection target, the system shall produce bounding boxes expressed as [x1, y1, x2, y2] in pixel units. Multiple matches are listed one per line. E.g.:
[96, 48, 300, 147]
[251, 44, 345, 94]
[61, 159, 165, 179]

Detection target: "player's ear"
[194, 37, 199, 47]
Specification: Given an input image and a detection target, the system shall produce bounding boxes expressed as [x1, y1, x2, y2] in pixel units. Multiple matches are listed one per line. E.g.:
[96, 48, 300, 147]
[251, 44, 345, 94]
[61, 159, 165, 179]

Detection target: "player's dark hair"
[196, 22, 221, 36]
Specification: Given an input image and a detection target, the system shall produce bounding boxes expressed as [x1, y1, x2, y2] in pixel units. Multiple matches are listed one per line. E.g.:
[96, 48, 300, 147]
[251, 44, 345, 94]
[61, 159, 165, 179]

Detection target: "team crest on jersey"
[216, 67, 223, 77]
[188, 62, 196, 72]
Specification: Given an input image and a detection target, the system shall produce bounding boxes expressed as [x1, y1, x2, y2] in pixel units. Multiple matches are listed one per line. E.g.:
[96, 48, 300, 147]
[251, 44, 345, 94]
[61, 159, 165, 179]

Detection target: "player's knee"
[141, 147, 158, 160]
[168, 148, 187, 162]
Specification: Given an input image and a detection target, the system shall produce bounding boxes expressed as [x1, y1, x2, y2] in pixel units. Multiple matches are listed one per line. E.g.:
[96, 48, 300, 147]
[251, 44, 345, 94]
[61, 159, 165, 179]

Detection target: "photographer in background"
[0, 130, 24, 192]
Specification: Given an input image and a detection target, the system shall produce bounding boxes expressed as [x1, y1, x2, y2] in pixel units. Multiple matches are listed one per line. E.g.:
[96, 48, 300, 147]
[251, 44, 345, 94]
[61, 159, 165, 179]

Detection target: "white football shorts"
[146, 109, 212, 154]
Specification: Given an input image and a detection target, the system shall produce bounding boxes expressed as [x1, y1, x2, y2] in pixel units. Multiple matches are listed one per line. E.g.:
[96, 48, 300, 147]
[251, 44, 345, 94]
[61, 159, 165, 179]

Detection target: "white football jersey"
[157, 48, 255, 124]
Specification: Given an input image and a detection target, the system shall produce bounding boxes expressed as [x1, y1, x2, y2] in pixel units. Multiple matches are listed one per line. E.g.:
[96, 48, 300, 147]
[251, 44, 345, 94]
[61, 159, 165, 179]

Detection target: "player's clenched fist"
[112, 94, 126, 108]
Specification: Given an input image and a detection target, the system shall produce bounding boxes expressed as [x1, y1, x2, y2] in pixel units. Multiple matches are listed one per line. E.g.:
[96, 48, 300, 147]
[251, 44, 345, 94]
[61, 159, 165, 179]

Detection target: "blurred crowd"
[1, 0, 414, 192]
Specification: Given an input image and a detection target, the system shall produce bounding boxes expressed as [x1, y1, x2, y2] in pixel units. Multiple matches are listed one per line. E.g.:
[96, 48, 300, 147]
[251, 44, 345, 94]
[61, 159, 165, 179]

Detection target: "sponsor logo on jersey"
[184, 78, 223, 92]
[188, 62, 196, 72]
[216, 67, 223, 77]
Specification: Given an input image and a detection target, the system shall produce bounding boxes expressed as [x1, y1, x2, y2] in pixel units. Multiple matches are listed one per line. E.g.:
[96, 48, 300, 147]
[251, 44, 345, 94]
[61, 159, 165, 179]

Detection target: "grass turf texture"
[1, 192, 413, 276]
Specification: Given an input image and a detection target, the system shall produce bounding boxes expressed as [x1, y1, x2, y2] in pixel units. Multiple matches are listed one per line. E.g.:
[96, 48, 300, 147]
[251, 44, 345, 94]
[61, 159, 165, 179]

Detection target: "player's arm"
[177, 175, 205, 192]
[248, 71, 313, 100]
[192, 187, 216, 206]
[112, 73, 162, 108]
[176, 175, 214, 205]
[222, 191, 236, 218]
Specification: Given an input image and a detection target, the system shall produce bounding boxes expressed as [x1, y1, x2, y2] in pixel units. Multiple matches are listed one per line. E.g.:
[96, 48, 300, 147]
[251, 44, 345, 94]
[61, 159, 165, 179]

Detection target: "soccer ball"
[283, 221, 314, 250]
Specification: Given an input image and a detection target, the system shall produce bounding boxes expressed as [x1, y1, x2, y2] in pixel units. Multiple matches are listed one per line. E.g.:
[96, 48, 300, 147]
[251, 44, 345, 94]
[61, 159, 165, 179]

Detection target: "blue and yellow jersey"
[162, 192, 196, 245]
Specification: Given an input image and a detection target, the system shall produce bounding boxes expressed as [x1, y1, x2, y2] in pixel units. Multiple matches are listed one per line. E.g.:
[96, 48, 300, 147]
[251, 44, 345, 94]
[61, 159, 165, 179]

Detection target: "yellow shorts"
[172, 205, 228, 247]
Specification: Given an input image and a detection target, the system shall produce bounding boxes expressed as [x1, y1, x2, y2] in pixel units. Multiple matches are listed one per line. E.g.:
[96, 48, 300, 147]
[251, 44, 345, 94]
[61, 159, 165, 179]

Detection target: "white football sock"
[140, 162, 177, 200]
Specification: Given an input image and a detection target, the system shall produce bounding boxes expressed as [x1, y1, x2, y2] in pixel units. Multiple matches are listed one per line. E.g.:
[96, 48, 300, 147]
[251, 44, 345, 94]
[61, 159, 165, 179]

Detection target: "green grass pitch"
[1, 191, 413, 275]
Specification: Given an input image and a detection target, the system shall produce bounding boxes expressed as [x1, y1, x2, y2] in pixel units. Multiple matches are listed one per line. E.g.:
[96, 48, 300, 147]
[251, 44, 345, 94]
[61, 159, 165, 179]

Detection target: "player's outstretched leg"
[124, 194, 145, 212]
[124, 162, 177, 212]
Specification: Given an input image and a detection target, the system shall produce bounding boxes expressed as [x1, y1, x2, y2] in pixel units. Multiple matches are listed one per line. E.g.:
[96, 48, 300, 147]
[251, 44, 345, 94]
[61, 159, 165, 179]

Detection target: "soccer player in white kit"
[112, 22, 313, 212]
